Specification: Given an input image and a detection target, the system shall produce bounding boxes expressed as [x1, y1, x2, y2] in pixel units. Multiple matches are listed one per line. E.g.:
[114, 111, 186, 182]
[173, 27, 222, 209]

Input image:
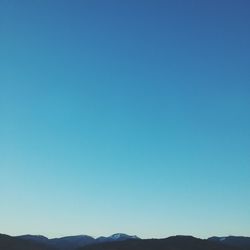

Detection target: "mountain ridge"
[208, 236, 250, 250]
[16, 233, 139, 250]
[1, 233, 250, 250]
[78, 235, 245, 250]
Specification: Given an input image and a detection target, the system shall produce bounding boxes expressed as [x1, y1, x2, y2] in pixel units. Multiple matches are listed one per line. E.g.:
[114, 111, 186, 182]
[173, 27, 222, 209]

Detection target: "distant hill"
[208, 236, 250, 250]
[17, 234, 95, 250]
[0, 234, 54, 250]
[2, 233, 250, 250]
[96, 233, 139, 243]
[16, 233, 139, 250]
[16, 234, 50, 244]
[79, 235, 241, 250]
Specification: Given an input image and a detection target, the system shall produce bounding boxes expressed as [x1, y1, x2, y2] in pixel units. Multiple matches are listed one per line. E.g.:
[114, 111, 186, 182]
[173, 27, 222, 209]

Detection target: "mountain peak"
[109, 233, 139, 240]
[17, 235, 49, 241]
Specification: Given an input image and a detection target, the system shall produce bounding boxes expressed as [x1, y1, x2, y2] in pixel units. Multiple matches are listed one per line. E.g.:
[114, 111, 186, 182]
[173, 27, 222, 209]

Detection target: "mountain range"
[80, 236, 247, 250]
[16, 233, 138, 250]
[1, 233, 250, 250]
[209, 236, 250, 250]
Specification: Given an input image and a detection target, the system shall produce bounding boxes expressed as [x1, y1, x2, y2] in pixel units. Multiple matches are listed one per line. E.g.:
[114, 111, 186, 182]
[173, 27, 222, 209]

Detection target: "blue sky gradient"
[1, 0, 250, 238]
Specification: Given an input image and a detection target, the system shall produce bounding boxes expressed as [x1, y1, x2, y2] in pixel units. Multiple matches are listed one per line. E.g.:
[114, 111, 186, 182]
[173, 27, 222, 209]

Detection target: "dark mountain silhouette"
[50, 235, 95, 250]
[16, 235, 50, 244]
[0, 233, 54, 250]
[79, 236, 241, 250]
[96, 233, 139, 243]
[17, 235, 95, 250]
[2, 233, 250, 250]
[208, 236, 250, 250]
[16, 233, 139, 250]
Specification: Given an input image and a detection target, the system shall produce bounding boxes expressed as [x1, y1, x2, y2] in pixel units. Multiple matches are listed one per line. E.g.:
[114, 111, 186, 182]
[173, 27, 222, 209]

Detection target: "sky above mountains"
[1, 0, 250, 238]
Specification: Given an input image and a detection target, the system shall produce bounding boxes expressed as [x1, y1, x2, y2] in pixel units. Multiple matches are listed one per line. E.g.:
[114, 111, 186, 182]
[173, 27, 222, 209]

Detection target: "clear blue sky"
[1, 0, 250, 239]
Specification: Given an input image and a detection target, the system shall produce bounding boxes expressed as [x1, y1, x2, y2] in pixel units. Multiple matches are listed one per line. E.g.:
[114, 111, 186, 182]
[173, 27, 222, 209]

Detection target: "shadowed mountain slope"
[16, 233, 139, 250]
[79, 236, 241, 250]
[2, 233, 250, 250]
[208, 236, 250, 250]
[0, 234, 54, 250]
